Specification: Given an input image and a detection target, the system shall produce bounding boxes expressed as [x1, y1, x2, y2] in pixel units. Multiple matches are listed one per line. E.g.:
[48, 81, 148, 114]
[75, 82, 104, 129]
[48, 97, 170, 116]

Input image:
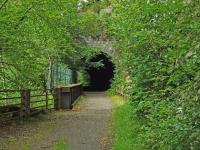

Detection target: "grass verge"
[111, 95, 144, 150]
[55, 139, 69, 150]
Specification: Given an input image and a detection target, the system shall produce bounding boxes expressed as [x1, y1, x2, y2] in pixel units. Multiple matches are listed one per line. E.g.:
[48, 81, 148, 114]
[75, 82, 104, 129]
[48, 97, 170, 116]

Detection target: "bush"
[109, 1, 200, 149]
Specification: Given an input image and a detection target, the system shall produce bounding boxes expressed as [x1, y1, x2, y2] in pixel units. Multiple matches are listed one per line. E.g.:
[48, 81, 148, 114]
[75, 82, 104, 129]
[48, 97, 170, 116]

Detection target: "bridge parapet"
[54, 83, 82, 110]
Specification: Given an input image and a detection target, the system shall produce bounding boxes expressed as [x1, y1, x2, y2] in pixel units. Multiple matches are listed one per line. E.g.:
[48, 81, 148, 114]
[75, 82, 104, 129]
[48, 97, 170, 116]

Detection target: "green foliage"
[109, 0, 200, 149]
[78, 69, 90, 86]
[79, 0, 111, 13]
[78, 12, 103, 37]
[112, 96, 144, 150]
[55, 139, 69, 150]
[0, 0, 79, 89]
[1, 0, 200, 149]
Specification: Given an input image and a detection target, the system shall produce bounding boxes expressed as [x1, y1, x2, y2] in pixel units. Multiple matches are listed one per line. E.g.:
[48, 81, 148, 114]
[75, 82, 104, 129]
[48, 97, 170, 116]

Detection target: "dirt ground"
[0, 92, 113, 150]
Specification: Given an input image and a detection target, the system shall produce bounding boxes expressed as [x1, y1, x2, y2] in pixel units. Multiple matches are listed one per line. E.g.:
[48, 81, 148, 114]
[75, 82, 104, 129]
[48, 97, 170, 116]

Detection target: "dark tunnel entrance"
[84, 53, 115, 91]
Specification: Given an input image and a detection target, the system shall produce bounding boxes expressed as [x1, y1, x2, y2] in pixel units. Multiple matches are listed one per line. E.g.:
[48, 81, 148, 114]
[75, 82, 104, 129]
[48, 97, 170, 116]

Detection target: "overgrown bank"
[111, 96, 142, 150]
[108, 1, 200, 149]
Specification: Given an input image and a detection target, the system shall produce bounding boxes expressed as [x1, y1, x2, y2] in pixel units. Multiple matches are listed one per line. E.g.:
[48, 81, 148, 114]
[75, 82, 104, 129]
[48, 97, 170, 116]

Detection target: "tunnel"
[84, 53, 115, 91]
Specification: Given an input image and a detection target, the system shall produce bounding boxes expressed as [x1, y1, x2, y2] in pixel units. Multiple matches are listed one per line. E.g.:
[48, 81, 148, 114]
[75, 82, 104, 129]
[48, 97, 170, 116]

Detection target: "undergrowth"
[112, 96, 144, 150]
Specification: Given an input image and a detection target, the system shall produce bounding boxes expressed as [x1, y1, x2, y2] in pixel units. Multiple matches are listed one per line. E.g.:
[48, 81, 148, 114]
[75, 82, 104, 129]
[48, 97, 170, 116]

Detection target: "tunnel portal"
[84, 53, 115, 91]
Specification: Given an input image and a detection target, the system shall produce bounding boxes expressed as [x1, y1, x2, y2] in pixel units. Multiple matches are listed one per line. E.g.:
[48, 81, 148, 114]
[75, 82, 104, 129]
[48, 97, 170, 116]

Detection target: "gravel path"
[0, 92, 113, 150]
[33, 92, 113, 150]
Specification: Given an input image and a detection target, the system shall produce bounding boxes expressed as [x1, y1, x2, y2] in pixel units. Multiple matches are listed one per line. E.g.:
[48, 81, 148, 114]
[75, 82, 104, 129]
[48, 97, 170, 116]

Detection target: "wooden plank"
[0, 97, 21, 101]
[30, 100, 46, 104]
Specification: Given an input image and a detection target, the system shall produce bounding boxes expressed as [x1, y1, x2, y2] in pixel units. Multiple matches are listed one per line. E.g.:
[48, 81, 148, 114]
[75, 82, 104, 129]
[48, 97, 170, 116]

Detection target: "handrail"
[55, 83, 82, 88]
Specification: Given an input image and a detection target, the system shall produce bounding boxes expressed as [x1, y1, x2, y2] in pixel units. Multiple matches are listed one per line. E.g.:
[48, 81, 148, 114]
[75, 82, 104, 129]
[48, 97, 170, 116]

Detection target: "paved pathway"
[33, 92, 113, 150]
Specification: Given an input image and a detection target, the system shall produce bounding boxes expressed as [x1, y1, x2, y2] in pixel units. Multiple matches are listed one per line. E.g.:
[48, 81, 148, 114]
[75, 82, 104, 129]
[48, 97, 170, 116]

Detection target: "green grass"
[111, 96, 144, 150]
[55, 139, 69, 150]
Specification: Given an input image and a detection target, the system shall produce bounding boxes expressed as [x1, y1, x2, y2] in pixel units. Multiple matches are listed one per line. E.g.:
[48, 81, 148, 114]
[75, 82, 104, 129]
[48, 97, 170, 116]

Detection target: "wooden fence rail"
[0, 84, 82, 123]
[0, 88, 53, 122]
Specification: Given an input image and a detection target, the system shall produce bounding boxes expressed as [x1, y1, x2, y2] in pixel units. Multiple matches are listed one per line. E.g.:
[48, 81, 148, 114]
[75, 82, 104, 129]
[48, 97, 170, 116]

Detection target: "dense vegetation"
[0, 0, 103, 90]
[108, 1, 200, 149]
[1, 0, 75, 89]
[0, 0, 104, 108]
[111, 95, 142, 150]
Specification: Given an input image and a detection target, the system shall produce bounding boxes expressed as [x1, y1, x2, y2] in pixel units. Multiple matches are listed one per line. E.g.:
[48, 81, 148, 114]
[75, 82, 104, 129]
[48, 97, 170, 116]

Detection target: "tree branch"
[15, 6, 33, 29]
[0, 0, 9, 10]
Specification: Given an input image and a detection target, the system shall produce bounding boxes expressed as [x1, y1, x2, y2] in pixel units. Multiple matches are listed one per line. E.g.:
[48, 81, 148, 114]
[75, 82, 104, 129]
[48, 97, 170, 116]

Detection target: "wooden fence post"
[54, 88, 61, 110]
[42, 75, 49, 111]
[20, 89, 30, 121]
[45, 89, 48, 111]
[72, 70, 77, 84]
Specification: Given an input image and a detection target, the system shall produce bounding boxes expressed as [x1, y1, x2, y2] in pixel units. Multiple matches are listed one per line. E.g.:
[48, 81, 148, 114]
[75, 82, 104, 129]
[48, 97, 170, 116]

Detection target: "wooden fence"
[0, 84, 82, 123]
[0, 88, 53, 122]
